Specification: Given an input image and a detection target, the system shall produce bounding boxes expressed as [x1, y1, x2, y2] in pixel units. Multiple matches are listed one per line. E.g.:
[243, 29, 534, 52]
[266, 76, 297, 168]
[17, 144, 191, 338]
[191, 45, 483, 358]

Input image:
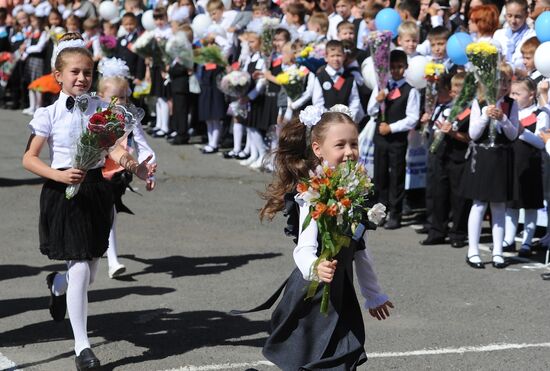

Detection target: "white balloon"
[142, 10, 156, 31]
[192, 14, 212, 40]
[98, 1, 118, 21]
[535, 42, 550, 77]
[406, 55, 429, 89]
[361, 57, 378, 91]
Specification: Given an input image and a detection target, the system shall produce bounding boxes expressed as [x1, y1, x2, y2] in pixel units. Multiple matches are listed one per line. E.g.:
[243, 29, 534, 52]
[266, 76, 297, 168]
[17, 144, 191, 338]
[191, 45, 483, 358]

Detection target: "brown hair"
[54, 32, 93, 71]
[363, 3, 383, 19]
[260, 112, 355, 220]
[337, 20, 355, 33]
[308, 12, 329, 33]
[206, 0, 224, 12]
[520, 36, 540, 55]
[326, 39, 344, 54]
[512, 76, 537, 94]
[83, 17, 99, 31]
[287, 3, 307, 23]
[451, 71, 466, 86]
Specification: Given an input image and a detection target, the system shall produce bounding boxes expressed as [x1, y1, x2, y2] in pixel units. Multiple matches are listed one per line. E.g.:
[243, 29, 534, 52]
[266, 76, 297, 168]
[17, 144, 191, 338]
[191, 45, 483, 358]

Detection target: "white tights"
[28, 90, 42, 111]
[106, 208, 120, 268]
[154, 98, 170, 133]
[206, 120, 222, 149]
[504, 208, 538, 247]
[232, 122, 244, 153]
[51, 259, 100, 355]
[467, 200, 506, 264]
[248, 128, 266, 161]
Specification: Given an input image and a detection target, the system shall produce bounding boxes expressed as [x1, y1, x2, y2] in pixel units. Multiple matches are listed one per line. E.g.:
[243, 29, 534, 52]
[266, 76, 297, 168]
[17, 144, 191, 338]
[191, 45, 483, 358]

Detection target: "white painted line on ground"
[0, 352, 19, 371]
[163, 342, 550, 370]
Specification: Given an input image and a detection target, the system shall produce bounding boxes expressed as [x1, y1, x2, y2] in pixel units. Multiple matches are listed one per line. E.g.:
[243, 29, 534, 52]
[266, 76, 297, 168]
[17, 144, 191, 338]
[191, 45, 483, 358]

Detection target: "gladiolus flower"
[326, 204, 338, 216]
[311, 202, 327, 219]
[297, 182, 309, 193]
[340, 198, 351, 208]
[335, 188, 346, 200]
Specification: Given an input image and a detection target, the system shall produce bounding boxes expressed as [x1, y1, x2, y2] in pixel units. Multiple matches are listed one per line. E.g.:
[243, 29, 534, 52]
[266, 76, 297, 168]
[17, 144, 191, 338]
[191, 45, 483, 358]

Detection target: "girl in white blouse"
[257, 108, 393, 370]
[22, 33, 155, 370]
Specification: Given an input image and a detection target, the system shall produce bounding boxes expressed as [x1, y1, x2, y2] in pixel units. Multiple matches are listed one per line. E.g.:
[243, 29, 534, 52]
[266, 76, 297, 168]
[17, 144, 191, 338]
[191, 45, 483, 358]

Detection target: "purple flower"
[100, 35, 117, 50]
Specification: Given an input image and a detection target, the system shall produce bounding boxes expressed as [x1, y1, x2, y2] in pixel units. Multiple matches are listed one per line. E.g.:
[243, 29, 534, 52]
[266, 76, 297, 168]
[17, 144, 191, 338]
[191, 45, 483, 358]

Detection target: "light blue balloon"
[446, 32, 473, 65]
[375, 8, 401, 38]
[535, 11, 550, 42]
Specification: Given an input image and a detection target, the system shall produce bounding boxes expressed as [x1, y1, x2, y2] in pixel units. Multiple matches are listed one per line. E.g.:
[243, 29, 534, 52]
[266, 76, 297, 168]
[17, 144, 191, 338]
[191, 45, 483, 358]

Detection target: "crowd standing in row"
[9, 0, 550, 369]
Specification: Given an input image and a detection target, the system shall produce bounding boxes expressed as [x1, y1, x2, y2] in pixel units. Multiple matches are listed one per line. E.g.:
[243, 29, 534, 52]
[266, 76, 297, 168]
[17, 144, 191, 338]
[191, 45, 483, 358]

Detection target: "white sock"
[233, 122, 244, 153]
[251, 129, 266, 158]
[467, 200, 487, 263]
[504, 208, 519, 246]
[106, 208, 120, 268]
[490, 202, 506, 262]
[52, 272, 68, 296]
[242, 127, 251, 155]
[159, 99, 170, 133]
[522, 209, 538, 246]
[28, 90, 36, 110]
[207, 120, 221, 148]
[67, 260, 96, 355]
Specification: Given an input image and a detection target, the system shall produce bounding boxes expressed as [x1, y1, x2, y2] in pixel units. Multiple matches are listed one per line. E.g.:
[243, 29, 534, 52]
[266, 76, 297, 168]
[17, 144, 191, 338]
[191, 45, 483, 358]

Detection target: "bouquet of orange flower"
[297, 160, 386, 315]
[66, 97, 136, 199]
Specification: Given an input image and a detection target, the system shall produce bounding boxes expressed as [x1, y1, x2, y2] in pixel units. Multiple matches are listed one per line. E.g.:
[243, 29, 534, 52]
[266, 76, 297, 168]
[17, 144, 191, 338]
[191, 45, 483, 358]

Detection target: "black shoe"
[223, 150, 238, 159]
[152, 130, 168, 138]
[384, 219, 401, 230]
[75, 348, 100, 370]
[169, 135, 189, 145]
[419, 237, 446, 246]
[541, 273, 550, 281]
[46, 272, 66, 322]
[236, 151, 250, 160]
[450, 240, 467, 248]
[502, 241, 516, 253]
[415, 226, 429, 234]
[517, 244, 532, 258]
[492, 255, 507, 269]
[201, 146, 218, 154]
[146, 127, 159, 135]
[466, 255, 485, 269]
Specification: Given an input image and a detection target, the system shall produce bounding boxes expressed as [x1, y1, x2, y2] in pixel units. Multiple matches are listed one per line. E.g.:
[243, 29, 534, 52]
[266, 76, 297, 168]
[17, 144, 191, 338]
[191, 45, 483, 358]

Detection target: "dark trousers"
[172, 93, 191, 139]
[374, 135, 407, 220]
[429, 156, 471, 241]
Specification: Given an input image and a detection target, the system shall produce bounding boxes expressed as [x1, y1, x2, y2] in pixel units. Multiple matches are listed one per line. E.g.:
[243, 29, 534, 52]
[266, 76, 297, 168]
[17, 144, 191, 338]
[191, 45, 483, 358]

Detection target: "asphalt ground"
[1, 108, 550, 370]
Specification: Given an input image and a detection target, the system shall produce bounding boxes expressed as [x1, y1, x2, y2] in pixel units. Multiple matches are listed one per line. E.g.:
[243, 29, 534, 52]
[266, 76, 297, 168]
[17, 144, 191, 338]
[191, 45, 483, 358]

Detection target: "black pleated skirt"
[39, 168, 114, 261]
[248, 96, 269, 131]
[508, 141, 544, 209]
[459, 144, 515, 202]
[151, 66, 169, 98]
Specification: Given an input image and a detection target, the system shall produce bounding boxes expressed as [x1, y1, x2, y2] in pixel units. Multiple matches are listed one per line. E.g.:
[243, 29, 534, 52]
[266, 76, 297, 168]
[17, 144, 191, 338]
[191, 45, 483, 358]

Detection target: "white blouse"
[517, 104, 548, 149]
[469, 98, 519, 141]
[293, 196, 389, 310]
[28, 92, 107, 170]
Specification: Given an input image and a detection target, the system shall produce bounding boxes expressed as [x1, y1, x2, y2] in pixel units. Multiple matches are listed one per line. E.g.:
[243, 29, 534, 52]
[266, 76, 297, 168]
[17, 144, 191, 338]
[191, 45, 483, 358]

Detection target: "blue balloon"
[446, 32, 473, 65]
[535, 11, 550, 42]
[375, 8, 401, 38]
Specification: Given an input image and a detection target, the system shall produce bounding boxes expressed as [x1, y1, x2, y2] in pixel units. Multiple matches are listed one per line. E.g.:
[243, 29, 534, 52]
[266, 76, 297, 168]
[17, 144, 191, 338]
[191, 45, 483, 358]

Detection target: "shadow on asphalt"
[0, 263, 66, 282]
[0, 177, 44, 187]
[2, 309, 267, 370]
[112, 253, 283, 281]
[0, 286, 175, 320]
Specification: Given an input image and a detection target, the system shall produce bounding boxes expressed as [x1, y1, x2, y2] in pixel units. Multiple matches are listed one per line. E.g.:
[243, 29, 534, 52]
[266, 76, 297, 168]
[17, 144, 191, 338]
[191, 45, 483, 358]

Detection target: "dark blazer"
[115, 31, 146, 80]
[169, 62, 190, 94]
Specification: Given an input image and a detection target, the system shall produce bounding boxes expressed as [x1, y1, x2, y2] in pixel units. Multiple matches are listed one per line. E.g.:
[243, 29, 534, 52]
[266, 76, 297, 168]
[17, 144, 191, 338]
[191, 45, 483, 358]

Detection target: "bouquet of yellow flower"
[297, 160, 385, 315]
[275, 65, 309, 101]
[424, 62, 445, 120]
[296, 43, 326, 72]
[466, 41, 500, 146]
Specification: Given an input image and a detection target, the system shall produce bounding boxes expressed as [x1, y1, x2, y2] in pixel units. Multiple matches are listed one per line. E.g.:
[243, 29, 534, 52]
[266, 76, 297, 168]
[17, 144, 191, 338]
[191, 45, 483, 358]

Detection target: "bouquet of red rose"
[66, 98, 135, 199]
[297, 160, 386, 315]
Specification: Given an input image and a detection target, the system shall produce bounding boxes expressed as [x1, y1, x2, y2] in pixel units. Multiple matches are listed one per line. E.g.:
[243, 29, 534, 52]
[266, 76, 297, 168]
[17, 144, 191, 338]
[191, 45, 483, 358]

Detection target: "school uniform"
[23, 30, 48, 83]
[312, 65, 361, 121]
[245, 51, 268, 130]
[427, 103, 473, 243]
[367, 78, 421, 223]
[115, 31, 146, 82]
[460, 97, 519, 202]
[508, 105, 548, 209]
[259, 53, 283, 128]
[150, 26, 173, 99]
[28, 92, 114, 260]
[0, 25, 11, 53]
[197, 63, 226, 122]
[493, 25, 536, 72]
[169, 61, 191, 142]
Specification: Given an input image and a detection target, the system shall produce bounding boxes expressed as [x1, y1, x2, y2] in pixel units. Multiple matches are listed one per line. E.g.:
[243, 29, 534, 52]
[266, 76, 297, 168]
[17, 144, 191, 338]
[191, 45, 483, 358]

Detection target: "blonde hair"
[98, 76, 129, 97]
[207, 0, 224, 12]
[308, 12, 329, 33]
[398, 21, 419, 40]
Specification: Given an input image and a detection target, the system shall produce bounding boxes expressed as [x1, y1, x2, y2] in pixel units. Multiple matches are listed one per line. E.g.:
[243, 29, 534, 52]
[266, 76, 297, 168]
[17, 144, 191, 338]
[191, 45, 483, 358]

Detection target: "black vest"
[266, 54, 282, 94]
[475, 96, 515, 146]
[317, 67, 354, 109]
[246, 54, 264, 94]
[434, 104, 471, 162]
[376, 82, 412, 142]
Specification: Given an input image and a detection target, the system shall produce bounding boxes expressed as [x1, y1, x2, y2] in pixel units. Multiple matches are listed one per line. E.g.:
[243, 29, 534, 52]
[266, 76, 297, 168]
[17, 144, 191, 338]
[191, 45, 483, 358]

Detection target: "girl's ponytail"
[260, 118, 314, 221]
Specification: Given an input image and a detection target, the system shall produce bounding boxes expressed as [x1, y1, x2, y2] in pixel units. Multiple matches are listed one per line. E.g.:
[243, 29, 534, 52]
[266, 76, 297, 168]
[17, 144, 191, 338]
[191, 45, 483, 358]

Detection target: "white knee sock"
[468, 200, 487, 263]
[233, 122, 244, 153]
[490, 202, 506, 263]
[155, 98, 169, 133]
[106, 208, 120, 268]
[504, 208, 519, 246]
[251, 129, 266, 157]
[242, 127, 251, 155]
[522, 209, 538, 246]
[66, 261, 92, 355]
[28, 90, 36, 110]
[207, 120, 221, 148]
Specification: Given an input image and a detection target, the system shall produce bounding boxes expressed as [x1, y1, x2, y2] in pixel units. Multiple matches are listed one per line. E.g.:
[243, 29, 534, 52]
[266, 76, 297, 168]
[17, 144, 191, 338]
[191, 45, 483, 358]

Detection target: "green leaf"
[301, 212, 312, 232]
[320, 285, 330, 316]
